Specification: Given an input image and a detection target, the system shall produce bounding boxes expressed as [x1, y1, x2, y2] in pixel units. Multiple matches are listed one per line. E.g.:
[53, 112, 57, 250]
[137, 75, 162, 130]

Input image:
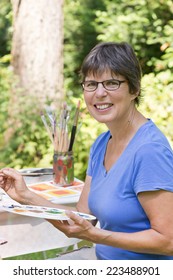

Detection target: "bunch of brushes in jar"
[40, 101, 81, 153]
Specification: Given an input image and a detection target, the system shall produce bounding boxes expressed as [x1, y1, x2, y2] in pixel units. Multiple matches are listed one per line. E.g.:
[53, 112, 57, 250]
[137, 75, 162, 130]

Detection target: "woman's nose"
[95, 83, 107, 98]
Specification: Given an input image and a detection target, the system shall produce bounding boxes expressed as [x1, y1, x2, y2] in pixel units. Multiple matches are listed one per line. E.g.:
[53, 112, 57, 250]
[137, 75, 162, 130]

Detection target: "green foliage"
[64, 0, 106, 97]
[0, 55, 11, 154]
[0, 0, 173, 182]
[140, 69, 173, 146]
[0, 56, 54, 169]
[95, 0, 173, 73]
[0, 80, 54, 169]
[0, 0, 12, 57]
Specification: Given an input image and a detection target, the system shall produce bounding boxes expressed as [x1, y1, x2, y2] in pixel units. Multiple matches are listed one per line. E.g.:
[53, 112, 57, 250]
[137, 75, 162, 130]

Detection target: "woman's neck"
[107, 109, 147, 146]
[104, 110, 147, 172]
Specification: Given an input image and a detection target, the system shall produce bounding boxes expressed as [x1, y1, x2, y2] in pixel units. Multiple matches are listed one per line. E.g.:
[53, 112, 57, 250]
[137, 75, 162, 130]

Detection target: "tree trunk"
[11, 0, 64, 107]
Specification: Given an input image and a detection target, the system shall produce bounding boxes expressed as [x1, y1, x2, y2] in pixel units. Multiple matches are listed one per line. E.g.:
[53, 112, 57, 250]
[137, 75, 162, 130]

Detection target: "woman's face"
[83, 70, 137, 127]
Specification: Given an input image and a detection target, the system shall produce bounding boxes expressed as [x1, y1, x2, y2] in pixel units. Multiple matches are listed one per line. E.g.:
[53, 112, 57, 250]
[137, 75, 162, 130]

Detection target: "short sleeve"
[133, 143, 173, 194]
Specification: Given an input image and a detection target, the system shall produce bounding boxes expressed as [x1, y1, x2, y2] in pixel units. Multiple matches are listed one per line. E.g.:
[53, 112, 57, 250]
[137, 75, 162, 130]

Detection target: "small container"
[53, 151, 74, 186]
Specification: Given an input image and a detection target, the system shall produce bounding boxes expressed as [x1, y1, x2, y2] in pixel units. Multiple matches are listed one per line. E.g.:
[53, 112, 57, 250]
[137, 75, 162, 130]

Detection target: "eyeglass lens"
[82, 79, 124, 91]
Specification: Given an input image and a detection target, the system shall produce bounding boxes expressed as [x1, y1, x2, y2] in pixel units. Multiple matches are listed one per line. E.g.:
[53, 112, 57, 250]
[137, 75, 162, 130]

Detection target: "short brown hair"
[80, 42, 142, 105]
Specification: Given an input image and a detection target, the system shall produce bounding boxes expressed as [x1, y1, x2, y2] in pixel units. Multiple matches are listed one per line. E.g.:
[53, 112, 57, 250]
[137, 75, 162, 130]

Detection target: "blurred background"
[0, 0, 173, 181]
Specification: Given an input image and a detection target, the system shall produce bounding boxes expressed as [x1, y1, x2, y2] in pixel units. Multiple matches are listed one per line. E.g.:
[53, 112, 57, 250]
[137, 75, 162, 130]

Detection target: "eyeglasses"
[81, 79, 126, 92]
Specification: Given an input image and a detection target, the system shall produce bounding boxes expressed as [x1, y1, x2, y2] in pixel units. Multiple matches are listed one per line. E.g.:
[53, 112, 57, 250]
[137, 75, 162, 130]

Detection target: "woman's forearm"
[89, 226, 173, 256]
[21, 189, 77, 211]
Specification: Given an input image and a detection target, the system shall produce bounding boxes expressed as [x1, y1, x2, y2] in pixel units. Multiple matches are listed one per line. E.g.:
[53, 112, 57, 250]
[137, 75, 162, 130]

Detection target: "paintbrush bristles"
[40, 101, 80, 153]
[40, 113, 54, 144]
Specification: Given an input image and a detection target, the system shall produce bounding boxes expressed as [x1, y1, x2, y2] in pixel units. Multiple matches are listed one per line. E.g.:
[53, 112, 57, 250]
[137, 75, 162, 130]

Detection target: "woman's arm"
[52, 190, 173, 256]
[0, 168, 92, 214]
[0, 167, 96, 234]
[0, 168, 75, 210]
[92, 190, 173, 255]
[76, 175, 91, 213]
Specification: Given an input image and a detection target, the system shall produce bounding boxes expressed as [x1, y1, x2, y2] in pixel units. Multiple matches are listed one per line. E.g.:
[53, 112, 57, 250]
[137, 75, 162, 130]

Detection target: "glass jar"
[53, 151, 74, 187]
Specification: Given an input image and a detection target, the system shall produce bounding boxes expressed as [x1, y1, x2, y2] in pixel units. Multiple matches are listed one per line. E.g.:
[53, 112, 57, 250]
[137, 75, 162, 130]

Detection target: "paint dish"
[29, 183, 56, 192]
[2, 204, 96, 221]
[27, 181, 83, 204]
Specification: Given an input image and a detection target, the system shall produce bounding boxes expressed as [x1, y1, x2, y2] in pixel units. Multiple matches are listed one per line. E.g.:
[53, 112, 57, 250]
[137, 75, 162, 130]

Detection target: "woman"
[1, 42, 173, 260]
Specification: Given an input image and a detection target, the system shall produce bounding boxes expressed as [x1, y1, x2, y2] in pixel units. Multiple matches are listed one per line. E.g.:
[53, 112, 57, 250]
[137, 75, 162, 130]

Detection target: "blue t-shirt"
[87, 120, 173, 260]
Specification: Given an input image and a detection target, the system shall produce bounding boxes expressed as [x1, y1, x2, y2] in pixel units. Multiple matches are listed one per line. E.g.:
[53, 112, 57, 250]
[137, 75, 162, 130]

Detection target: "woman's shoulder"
[135, 119, 172, 150]
[134, 120, 173, 160]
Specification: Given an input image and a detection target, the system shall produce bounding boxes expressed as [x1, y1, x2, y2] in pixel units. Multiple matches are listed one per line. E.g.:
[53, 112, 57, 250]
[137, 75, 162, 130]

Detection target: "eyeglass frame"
[81, 79, 126, 92]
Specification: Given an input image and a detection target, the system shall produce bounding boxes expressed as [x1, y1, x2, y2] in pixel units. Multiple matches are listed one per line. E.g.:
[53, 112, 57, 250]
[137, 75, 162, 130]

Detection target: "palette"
[2, 204, 96, 221]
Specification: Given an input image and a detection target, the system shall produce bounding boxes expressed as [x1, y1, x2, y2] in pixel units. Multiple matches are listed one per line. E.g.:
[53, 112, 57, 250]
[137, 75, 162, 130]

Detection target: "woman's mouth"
[94, 103, 113, 111]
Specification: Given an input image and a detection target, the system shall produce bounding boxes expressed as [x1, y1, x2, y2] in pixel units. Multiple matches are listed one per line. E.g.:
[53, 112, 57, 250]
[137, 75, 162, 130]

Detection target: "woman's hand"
[0, 168, 30, 204]
[49, 210, 97, 242]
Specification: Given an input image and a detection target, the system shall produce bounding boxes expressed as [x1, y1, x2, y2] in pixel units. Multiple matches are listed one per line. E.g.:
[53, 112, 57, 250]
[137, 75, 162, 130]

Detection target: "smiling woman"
[1, 42, 173, 260]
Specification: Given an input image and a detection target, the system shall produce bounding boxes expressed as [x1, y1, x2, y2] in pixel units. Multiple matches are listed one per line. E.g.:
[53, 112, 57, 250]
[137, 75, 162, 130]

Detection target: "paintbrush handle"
[20, 172, 54, 176]
[68, 101, 80, 152]
[68, 126, 76, 151]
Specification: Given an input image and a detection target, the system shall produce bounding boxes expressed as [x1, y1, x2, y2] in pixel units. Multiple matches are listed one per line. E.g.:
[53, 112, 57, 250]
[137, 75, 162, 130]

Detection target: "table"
[0, 211, 79, 259]
[0, 171, 82, 259]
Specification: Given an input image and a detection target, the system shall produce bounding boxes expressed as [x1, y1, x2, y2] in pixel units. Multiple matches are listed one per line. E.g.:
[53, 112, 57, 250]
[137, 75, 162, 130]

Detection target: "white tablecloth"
[0, 211, 79, 259]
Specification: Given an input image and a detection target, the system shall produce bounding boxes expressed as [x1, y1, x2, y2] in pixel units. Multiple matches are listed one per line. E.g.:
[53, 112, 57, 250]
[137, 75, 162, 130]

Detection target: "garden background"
[0, 0, 173, 182]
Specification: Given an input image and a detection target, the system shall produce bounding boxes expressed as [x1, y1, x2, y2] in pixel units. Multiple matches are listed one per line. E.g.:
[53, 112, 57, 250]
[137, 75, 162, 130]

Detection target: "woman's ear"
[130, 91, 139, 101]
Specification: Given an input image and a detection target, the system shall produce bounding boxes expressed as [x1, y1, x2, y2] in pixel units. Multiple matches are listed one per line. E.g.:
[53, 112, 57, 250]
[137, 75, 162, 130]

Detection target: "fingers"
[49, 211, 93, 240]
[66, 210, 88, 226]
[0, 168, 21, 180]
[0, 171, 6, 181]
[0, 168, 26, 196]
[47, 219, 70, 232]
[0, 171, 7, 188]
[67, 218, 75, 226]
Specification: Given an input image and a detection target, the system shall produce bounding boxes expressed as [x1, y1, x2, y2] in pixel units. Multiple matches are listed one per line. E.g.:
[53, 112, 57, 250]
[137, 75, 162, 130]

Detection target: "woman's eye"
[86, 82, 96, 87]
[106, 80, 119, 86]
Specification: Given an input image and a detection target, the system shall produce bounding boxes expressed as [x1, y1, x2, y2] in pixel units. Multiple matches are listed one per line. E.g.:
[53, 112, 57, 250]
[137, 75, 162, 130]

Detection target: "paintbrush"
[0, 171, 54, 177]
[0, 238, 8, 246]
[68, 100, 80, 152]
[40, 112, 54, 144]
[19, 168, 54, 176]
[19, 172, 54, 176]
[58, 102, 69, 152]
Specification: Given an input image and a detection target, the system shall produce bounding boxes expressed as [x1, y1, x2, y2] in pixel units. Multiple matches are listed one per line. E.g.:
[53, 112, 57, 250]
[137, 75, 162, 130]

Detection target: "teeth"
[96, 104, 111, 110]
